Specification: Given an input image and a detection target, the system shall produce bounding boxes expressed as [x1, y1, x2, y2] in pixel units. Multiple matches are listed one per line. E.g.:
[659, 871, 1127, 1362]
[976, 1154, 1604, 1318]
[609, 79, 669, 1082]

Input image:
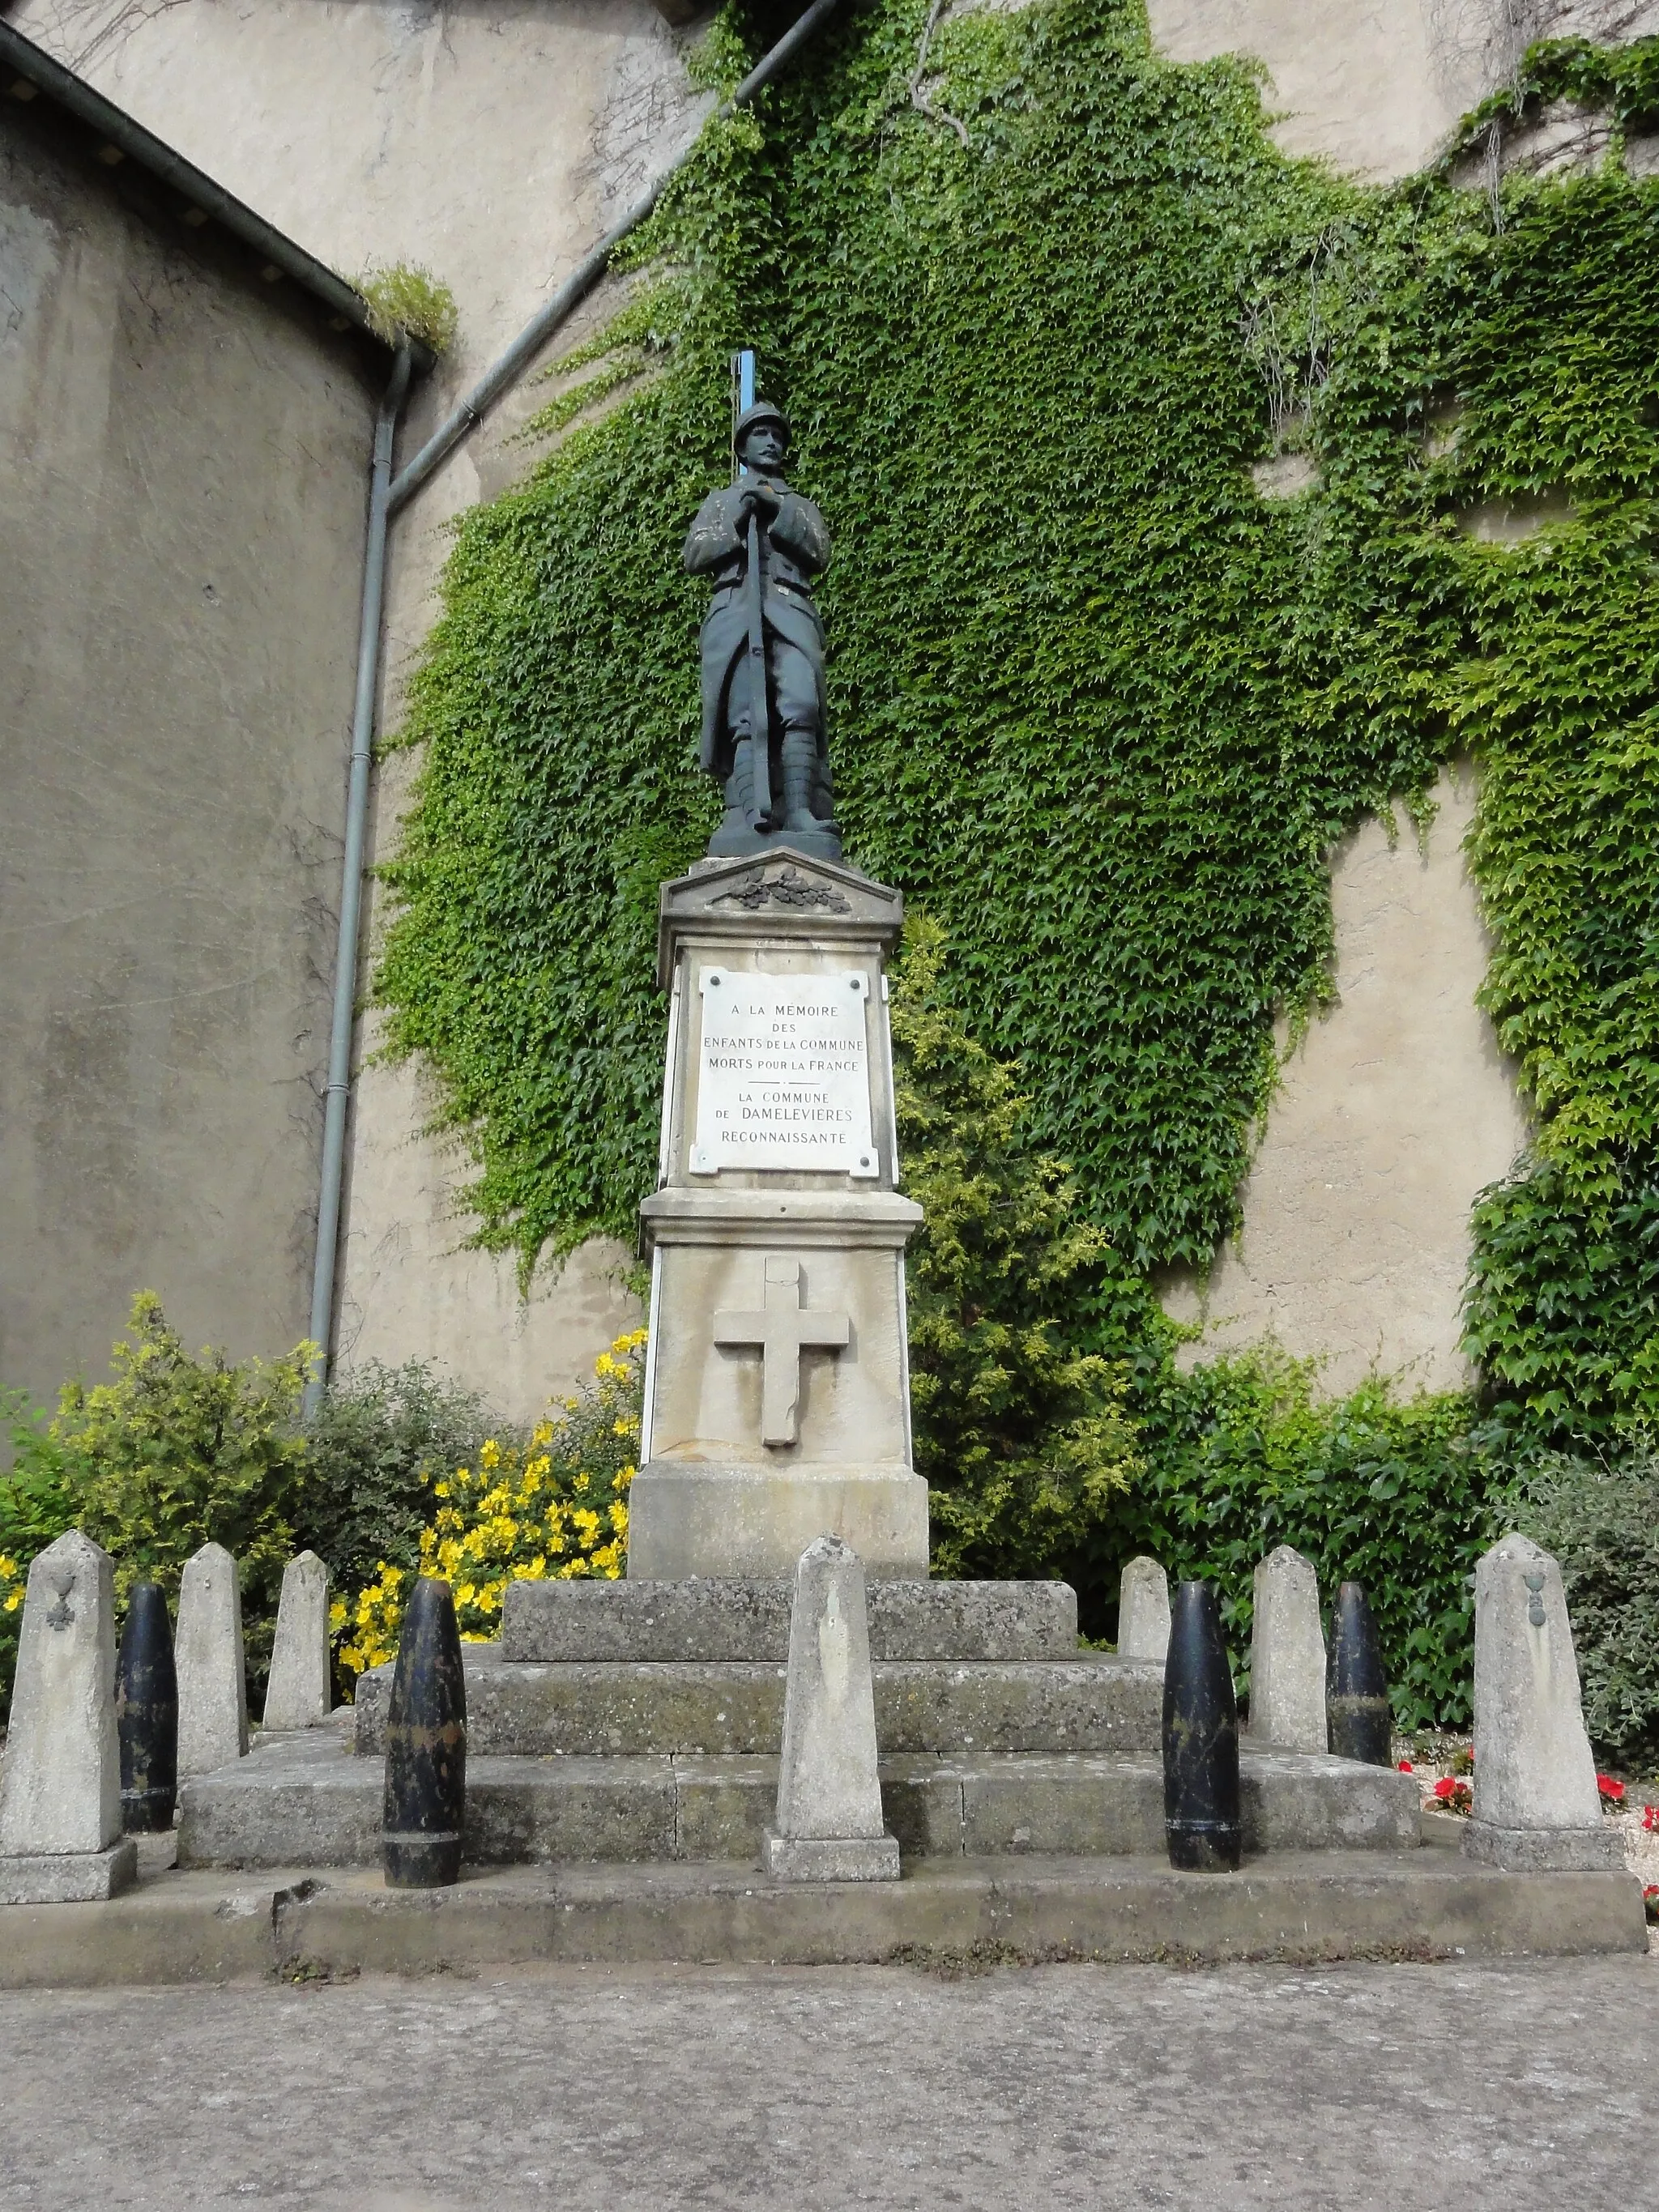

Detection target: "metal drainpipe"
[304, 341, 414, 1415]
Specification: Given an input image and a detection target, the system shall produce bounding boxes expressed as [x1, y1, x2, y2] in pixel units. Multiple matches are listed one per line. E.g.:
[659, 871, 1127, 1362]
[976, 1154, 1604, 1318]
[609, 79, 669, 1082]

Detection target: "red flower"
[1597, 1774, 1626, 1804]
[1643, 1804, 1659, 1833]
[1432, 1777, 1457, 1799]
[1431, 1777, 1473, 1812]
[1397, 1759, 1414, 1773]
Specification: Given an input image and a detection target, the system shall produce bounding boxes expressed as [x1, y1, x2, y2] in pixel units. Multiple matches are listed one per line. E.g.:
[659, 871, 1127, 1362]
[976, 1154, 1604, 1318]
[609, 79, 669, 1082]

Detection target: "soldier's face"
[741, 425, 787, 474]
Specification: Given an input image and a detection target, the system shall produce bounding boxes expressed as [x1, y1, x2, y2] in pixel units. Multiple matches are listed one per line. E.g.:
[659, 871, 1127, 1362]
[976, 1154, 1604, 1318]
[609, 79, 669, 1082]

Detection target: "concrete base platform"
[0, 1839, 137, 1903]
[0, 1850, 1644, 1986]
[502, 1576, 1079, 1663]
[352, 1645, 1166, 1757]
[180, 1732, 1422, 1869]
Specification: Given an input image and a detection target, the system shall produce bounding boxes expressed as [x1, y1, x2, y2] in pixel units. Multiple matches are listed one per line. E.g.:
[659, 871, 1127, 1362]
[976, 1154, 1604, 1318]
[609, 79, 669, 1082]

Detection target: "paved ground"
[1, 1952, 1654, 2209]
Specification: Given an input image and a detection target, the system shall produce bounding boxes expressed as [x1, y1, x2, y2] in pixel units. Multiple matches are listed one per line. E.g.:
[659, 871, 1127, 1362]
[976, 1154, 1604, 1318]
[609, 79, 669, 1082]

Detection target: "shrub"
[0, 1395, 79, 1717]
[300, 1359, 517, 1612]
[3, 1314, 551, 1720]
[356, 262, 458, 355]
[890, 918, 1142, 1583]
[1109, 1351, 1495, 1728]
[333, 1330, 646, 1686]
[46, 1293, 313, 1691]
[1500, 1446, 1659, 1770]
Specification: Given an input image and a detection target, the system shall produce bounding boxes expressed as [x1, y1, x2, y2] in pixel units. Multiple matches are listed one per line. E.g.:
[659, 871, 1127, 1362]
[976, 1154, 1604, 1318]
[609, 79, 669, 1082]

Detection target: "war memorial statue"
[684, 398, 841, 863]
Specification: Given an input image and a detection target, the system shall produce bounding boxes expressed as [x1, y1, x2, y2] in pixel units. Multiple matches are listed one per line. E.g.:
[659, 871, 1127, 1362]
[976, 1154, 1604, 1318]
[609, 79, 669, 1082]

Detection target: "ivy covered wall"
[373, 2, 1659, 1703]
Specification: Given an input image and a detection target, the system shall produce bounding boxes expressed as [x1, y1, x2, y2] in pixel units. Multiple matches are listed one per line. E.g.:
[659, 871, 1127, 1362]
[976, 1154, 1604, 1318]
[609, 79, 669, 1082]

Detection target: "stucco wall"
[1159, 769, 1532, 1395]
[0, 109, 378, 1410]
[1146, 0, 1659, 181]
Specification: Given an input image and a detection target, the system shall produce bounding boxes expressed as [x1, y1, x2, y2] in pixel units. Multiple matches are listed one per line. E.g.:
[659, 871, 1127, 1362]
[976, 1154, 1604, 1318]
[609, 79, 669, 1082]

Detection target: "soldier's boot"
[719, 731, 761, 834]
[779, 727, 819, 831]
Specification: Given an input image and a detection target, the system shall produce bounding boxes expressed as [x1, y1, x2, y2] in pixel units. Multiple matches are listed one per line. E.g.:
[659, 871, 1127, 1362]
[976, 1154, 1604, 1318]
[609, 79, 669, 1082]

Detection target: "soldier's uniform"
[683, 401, 836, 852]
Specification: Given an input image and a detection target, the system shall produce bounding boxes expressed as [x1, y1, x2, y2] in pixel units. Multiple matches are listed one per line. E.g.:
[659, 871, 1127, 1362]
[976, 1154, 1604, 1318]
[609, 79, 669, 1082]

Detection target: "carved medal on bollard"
[116, 1582, 179, 1834]
[1162, 1579, 1241, 1871]
[1326, 1580, 1392, 1766]
[382, 1577, 467, 1888]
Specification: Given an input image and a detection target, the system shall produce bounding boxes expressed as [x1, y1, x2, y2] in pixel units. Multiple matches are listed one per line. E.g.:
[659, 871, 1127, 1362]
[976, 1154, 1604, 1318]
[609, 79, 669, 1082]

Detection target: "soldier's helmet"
[734, 399, 790, 458]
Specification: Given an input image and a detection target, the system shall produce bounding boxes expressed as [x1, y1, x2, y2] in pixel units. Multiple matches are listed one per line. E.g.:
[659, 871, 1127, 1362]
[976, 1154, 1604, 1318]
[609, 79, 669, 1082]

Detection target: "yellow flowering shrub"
[331, 1328, 646, 1688]
[0, 1550, 21, 1720]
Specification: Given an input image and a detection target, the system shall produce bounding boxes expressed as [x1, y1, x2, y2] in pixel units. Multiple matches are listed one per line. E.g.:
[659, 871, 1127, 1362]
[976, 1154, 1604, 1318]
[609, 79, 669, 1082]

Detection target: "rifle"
[744, 498, 772, 825]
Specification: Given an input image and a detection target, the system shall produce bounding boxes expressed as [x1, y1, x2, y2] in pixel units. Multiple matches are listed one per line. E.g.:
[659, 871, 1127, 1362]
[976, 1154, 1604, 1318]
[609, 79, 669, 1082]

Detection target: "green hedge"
[1111, 1357, 1491, 1728]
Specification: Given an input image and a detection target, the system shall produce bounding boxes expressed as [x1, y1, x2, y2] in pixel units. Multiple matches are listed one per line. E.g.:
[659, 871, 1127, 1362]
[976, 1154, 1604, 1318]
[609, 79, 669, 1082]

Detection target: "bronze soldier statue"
[684, 399, 840, 862]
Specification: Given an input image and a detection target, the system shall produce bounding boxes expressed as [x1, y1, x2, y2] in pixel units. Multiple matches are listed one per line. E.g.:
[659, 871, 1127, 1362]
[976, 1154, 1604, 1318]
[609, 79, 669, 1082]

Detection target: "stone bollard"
[766, 1534, 900, 1881]
[382, 1577, 467, 1888]
[0, 1531, 138, 1902]
[174, 1542, 249, 1778]
[1117, 1556, 1171, 1663]
[1162, 1579, 1241, 1872]
[1326, 1580, 1392, 1765]
[1463, 1533, 1623, 1872]
[1247, 1544, 1327, 1752]
[116, 1583, 178, 1833]
[262, 1551, 332, 1729]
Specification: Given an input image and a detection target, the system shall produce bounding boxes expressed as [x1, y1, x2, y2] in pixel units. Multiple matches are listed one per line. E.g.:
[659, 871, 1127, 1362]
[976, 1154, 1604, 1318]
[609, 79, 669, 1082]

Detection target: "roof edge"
[0, 20, 433, 371]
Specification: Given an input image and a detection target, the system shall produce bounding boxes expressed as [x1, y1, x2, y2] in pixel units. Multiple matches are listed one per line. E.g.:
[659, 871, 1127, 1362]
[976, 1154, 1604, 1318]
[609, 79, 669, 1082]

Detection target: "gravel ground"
[0, 1951, 1654, 2210]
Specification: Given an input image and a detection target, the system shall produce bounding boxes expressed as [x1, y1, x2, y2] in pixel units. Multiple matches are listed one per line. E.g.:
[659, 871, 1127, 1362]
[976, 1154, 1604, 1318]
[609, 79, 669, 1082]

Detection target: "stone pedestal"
[262, 1550, 332, 1728]
[0, 1531, 137, 1903]
[766, 1536, 900, 1881]
[176, 1542, 249, 1778]
[1117, 1557, 1171, 1664]
[1463, 1532, 1624, 1873]
[628, 852, 928, 1580]
[1247, 1545, 1328, 1754]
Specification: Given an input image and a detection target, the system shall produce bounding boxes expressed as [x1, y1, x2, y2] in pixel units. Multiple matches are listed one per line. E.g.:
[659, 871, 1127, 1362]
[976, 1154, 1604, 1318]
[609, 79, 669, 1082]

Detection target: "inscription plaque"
[692, 966, 877, 1177]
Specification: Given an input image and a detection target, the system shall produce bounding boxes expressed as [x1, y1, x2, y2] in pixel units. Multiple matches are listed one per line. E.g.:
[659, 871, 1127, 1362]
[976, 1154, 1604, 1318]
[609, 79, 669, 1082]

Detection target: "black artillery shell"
[1162, 1579, 1242, 1872]
[382, 1576, 467, 1888]
[116, 1581, 178, 1834]
[1326, 1580, 1392, 1766]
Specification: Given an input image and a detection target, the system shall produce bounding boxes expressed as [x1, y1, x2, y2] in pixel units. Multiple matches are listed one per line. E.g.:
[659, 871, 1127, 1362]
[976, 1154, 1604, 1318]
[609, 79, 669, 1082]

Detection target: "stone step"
[6, 1848, 1644, 1988]
[177, 1729, 1422, 1869]
[501, 1576, 1078, 1663]
[352, 1645, 1165, 1758]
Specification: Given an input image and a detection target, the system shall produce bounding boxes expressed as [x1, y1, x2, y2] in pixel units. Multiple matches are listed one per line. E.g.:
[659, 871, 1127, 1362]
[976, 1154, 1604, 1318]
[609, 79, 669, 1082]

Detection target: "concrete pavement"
[0, 1950, 1653, 2209]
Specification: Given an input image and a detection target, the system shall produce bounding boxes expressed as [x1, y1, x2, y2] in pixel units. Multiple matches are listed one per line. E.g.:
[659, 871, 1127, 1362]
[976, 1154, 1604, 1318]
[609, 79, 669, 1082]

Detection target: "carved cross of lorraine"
[713, 1255, 851, 1447]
